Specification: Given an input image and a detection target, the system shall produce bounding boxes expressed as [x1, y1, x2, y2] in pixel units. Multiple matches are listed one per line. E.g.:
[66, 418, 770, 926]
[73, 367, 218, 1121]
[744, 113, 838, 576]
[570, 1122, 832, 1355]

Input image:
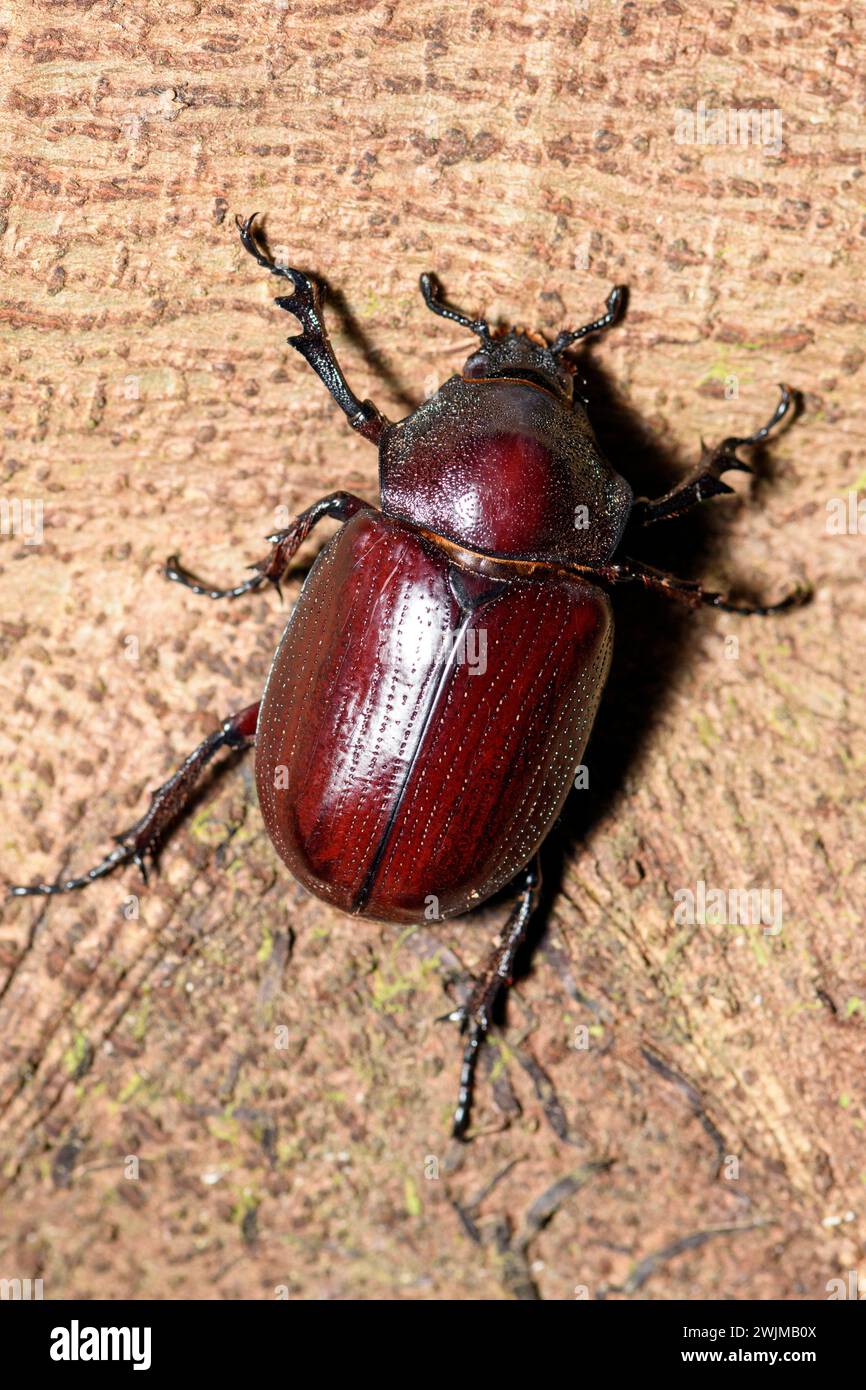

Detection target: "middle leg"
[602, 555, 809, 616]
[166, 490, 371, 601]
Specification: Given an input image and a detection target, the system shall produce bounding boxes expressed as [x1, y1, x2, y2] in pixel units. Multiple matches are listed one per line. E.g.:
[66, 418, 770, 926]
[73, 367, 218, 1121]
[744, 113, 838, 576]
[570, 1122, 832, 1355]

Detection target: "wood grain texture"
[0, 0, 864, 1300]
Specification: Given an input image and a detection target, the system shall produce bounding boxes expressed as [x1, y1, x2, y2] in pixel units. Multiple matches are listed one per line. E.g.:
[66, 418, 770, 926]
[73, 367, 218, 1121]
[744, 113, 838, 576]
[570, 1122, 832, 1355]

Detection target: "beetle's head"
[461, 331, 577, 401]
[419, 274, 626, 406]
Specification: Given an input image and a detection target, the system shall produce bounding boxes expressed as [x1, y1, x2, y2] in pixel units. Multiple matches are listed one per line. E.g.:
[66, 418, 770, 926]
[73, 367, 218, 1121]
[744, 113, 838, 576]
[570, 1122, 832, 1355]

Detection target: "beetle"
[9, 213, 806, 1138]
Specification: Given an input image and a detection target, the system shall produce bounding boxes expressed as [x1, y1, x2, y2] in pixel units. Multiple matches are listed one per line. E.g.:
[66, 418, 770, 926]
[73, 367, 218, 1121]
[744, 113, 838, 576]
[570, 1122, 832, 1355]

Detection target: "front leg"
[166, 491, 372, 601]
[238, 213, 387, 444]
[630, 385, 795, 529]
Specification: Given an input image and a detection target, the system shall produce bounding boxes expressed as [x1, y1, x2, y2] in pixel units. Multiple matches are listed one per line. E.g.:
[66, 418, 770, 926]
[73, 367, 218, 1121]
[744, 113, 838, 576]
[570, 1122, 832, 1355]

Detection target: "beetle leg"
[166, 491, 372, 601]
[629, 385, 796, 528]
[444, 856, 542, 1139]
[237, 213, 387, 444]
[7, 702, 260, 898]
[607, 556, 810, 616]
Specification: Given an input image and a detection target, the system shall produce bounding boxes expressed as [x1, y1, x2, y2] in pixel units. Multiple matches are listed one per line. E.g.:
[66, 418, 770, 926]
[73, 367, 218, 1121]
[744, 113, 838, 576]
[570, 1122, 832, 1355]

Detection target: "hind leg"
[8, 702, 260, 898]
[443, 856, 542, 1139]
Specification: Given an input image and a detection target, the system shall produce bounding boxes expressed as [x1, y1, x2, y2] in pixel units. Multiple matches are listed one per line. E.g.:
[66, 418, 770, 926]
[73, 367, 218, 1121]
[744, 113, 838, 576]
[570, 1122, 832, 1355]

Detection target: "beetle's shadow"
[323, 284, 420, 415]
[504, 355, 797, 999]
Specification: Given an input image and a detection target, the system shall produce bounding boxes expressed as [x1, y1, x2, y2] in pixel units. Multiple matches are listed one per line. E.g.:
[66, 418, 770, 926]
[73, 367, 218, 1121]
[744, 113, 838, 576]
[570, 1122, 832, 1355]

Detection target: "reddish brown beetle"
[10, 214, 806, 1136]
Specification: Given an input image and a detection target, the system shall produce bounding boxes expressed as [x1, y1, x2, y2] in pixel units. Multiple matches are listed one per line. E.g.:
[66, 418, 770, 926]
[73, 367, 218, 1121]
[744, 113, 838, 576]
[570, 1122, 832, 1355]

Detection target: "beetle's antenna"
[551, 285, 627, 357]
[419, 273, 493, 346]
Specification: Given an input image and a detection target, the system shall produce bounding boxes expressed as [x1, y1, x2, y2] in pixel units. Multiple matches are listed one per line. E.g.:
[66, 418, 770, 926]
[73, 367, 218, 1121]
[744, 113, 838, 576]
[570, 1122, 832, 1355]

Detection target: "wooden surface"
[1, 0, 864, 1300]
